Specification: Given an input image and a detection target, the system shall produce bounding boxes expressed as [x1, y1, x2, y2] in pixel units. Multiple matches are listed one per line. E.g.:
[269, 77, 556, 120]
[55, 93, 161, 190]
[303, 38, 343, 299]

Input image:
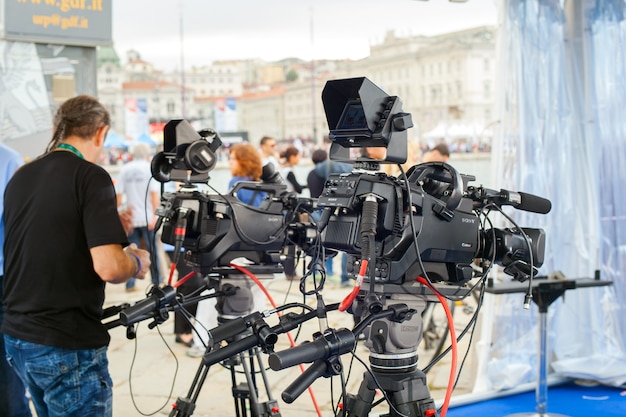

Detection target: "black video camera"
[151, 120, 315, 276]
[318, 78, 548, 287]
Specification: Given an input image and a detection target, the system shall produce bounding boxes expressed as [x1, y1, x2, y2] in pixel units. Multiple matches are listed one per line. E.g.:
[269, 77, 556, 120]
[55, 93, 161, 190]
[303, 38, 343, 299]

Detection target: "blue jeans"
[340, 252, 349, 284]
[324, 257, 334, 275]
[0, 277, 32, 417]
[3, 336, 112, 417]
[127, 226, 161, 288]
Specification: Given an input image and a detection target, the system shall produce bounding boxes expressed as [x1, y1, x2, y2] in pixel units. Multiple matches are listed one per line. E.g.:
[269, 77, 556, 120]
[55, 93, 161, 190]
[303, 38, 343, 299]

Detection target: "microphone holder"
[486, 276, 612, 417]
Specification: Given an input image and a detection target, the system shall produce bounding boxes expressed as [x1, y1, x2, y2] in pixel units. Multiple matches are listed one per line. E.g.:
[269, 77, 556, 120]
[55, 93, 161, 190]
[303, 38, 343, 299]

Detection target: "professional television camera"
[150, 119, 315, 277]
[267, 77, 551, 416]
[317, 78, 548, 293]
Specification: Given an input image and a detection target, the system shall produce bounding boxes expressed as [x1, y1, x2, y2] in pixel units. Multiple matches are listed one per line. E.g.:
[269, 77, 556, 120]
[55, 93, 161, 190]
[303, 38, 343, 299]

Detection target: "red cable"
[229, 263, 323, 417]
[167, 262, 177, 286]
[338, 259, 369, 312]
[416, 277, 457, 417]
[172, 271, 196, 289]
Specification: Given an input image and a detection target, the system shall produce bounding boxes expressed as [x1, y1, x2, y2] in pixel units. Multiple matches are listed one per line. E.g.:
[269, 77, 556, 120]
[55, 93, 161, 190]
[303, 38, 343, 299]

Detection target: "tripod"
[266, 278, 471, 416]
[170, 273, 281, 417]
[344, 292, 437, 417]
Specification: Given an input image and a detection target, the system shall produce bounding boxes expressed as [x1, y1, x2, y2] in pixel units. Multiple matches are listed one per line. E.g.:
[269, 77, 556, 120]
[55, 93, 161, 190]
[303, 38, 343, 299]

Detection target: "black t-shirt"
[2, 151, 129, 349]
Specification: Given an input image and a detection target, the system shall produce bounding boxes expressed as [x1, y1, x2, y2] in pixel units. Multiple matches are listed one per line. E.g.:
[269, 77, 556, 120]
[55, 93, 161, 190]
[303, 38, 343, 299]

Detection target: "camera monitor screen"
[337, 100, 367, 130]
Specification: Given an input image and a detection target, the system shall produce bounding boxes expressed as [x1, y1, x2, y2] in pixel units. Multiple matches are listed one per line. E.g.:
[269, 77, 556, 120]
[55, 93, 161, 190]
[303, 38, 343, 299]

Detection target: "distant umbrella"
[134, 133, 157, 147]
[104, 132, 128, 149]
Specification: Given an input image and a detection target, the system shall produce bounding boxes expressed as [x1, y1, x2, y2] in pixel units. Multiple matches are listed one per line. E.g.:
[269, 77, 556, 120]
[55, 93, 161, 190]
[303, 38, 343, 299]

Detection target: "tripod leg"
[239, 350, 260, 411]
[253, 348, 281, 416]
[246, 348, 281, 416]
[169, 362, 212, 417]
[229, 359, 246, 417]
[230, 347, 281, 417]
[382, 371, 437, 417]
[344, 371, 376, 417]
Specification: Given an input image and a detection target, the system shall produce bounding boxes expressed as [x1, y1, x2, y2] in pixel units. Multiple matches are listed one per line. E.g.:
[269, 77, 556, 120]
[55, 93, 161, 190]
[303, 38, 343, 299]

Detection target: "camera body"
[158, 186, 289, 275]
[318, 169, 480, 285]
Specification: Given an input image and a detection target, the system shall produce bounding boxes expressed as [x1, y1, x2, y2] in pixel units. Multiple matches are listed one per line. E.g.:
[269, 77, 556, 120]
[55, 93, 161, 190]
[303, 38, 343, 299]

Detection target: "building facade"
[96, 25, 496, 149]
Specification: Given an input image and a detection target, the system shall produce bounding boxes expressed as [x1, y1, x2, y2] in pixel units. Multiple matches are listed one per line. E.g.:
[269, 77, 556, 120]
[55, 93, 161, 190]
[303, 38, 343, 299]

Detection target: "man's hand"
[124, 243, 151, 279]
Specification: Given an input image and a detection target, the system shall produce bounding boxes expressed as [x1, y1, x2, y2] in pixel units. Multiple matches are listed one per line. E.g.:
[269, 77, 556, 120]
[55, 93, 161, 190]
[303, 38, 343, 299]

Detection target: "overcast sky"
[112, 0, 498, 71]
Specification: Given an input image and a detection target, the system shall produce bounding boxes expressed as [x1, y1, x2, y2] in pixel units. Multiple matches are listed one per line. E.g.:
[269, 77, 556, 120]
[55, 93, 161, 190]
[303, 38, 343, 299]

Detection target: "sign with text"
[3, 0, 112, 46]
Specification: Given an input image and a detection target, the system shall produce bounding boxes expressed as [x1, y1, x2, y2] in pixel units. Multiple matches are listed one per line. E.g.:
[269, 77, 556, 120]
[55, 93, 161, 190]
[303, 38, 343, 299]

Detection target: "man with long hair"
[2, 95, 151, 417]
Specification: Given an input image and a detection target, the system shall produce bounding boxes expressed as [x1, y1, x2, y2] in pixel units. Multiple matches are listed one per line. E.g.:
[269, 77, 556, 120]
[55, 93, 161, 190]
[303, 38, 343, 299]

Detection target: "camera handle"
[169, 295, 339, 417]
[268, 303, 418, 408]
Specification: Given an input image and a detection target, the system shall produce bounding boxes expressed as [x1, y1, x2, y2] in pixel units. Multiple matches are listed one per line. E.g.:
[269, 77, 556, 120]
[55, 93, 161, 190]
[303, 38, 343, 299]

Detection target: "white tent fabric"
[422, 122, 448, 140]
[422, 122, 485, 140]
[474, 0, 626, 394]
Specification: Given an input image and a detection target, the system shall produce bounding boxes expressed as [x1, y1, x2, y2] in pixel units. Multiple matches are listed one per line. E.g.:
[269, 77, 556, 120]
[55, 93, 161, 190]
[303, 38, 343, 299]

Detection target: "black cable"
[434, 283, 485, 415]
[299, 227, 328, 296]
[451, 282, 484, 392]
[332, 343, 359, 416]
[422, 278, 486, 374]
[127, 324, 180, 416]
[339, 367, 348, 417]
[349, 352, 409, 417]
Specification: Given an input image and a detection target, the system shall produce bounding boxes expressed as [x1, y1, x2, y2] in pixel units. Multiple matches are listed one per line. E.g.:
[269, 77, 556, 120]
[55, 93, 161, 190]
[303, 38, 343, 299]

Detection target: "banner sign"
[124, 98, 149, 141]
[214, 97, 238, 132]
[3, 0, 112, 46]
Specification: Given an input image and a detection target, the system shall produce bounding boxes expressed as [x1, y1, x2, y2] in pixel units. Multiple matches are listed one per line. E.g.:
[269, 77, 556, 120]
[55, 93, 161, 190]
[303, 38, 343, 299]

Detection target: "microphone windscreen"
[518, 192, 552, 214]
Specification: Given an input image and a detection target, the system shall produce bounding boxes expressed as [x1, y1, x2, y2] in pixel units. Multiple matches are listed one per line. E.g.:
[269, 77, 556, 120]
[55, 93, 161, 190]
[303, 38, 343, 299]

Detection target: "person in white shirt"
[115, 143, 162, 290]
[259, 136, 280, 171]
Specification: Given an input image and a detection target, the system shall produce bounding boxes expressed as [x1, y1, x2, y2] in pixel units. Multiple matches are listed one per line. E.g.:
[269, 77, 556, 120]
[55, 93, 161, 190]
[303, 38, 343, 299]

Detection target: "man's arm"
[90, 243, 151, 284]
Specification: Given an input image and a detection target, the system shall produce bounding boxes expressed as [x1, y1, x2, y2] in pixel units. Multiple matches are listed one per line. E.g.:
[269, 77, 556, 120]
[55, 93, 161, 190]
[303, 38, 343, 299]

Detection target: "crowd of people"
[0, 93, 454, 415]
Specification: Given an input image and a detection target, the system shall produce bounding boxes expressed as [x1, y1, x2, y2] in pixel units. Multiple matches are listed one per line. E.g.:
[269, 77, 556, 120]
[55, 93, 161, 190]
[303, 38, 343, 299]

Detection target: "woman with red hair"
[228, 143, 265, 206]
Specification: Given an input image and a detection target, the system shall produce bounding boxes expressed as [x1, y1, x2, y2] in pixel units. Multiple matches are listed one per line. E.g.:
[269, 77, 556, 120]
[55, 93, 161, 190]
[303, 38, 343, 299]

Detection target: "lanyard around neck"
[56, 143, 84, 159]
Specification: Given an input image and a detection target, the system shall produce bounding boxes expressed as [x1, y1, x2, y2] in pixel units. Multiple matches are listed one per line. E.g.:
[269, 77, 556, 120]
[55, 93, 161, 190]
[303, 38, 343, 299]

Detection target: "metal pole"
[535, 311, 548, 414]
[179, 0, 186, 119]
[310, 7, 317, 145]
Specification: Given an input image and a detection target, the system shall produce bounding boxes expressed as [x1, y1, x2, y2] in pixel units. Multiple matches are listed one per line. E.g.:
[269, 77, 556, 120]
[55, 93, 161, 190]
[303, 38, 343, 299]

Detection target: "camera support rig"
[170, 270, 282, 417]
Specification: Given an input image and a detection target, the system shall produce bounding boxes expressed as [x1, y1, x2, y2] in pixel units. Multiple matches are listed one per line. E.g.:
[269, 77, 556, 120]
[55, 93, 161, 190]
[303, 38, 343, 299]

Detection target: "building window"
[431, 85, 441, 104]
[483, 81, 491, 99]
